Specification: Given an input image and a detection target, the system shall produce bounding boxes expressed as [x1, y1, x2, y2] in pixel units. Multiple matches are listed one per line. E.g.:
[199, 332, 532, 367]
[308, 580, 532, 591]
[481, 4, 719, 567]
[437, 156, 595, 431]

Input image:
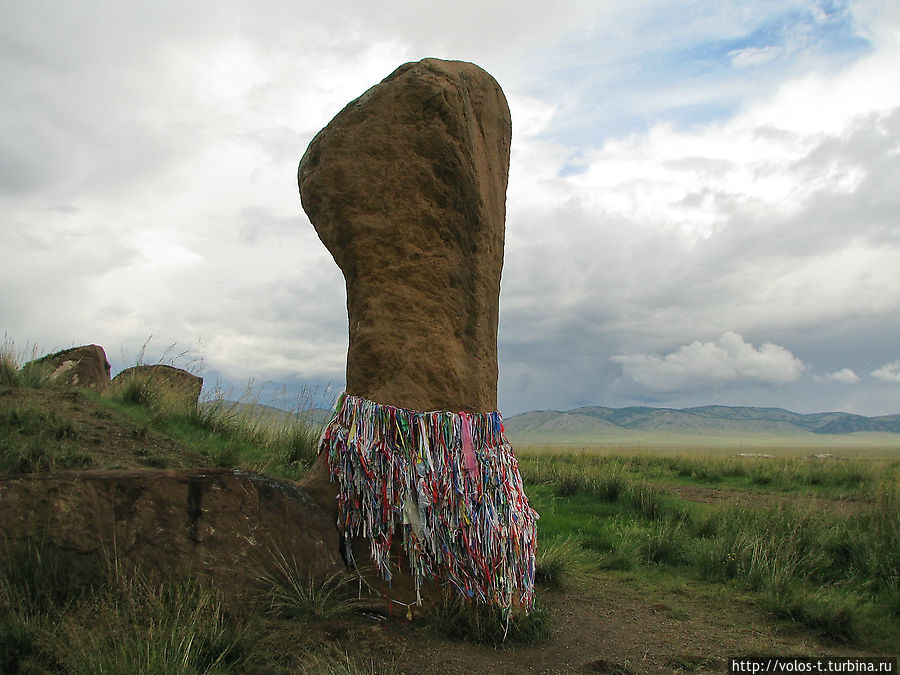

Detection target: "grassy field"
[1, 353, 898, 673]
[518, 447, 899, 649]
[511, 434, 900, 453]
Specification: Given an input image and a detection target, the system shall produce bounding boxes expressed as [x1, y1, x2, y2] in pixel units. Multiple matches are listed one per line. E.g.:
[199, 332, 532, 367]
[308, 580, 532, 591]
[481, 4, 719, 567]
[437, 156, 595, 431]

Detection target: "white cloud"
[612, 332, 807, 394]
[815, 368, 861, 384]
[565, 51, 900, 244]
[130, 231, 202, 268]
[871, 360, 900, 383]
[2, 1, 900, 416]
[501, 10, 900, 405]
[508, 94, 558, 138]
[730, 45, 782, 68]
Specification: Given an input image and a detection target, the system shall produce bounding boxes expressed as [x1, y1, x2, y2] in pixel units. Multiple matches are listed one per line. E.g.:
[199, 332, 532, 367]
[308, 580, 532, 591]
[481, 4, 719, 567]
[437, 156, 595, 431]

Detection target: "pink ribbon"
[460, 412, 478, 478]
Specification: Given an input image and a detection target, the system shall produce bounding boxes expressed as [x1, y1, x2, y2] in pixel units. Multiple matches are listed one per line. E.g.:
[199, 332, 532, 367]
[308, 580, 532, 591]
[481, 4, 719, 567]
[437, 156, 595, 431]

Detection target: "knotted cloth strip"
[319, 393, 539, 610]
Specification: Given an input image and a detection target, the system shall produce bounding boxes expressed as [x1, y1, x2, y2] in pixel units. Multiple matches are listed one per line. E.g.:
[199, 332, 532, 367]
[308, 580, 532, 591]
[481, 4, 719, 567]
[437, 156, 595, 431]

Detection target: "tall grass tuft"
[0, 537, 90, 615]
[115, 373, 158, 407]
[534, 537, 590, 588]
[47, 576, 255, 674]
[0, 538, 101, 672]
[194, 396, 324, 480]
[592, 464, 628, 502]
[428, 592, 550, 645]
[302, 652, 398, 675]
[760, 588, 864, 644]
[624, 482, 687, 522]
[0, 342, 20, 388]
[106, 375, 327, 480]
[640, 519, 688, 566]
[253, 547, 359, 620]
[1, 539, 259, 674]
[0, 338, 60, 390]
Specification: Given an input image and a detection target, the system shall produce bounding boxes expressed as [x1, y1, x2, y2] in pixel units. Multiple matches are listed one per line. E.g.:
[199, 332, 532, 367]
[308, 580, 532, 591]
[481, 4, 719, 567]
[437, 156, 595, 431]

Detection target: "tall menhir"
[298, 58, 537, 611]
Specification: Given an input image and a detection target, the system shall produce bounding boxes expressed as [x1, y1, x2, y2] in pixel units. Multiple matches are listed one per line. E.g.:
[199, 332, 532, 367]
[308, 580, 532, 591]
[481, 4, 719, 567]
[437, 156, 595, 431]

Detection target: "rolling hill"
[503, 404, 900, 445]
[215, 399, 900, 447]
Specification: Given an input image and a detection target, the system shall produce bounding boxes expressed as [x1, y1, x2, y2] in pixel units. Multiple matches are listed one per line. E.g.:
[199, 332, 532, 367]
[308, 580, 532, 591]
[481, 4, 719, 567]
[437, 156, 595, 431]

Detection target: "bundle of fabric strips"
[319, 392, 539, 611]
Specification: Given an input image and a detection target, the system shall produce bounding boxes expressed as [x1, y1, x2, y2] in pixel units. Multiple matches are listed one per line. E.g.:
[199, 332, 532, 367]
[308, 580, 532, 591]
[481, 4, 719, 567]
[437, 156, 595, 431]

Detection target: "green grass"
[520, 448, 894, 500]
[522, 448, 899, 649]
[534, 537, 591, 588]
[47, 577, 255, 674]
[84, 382, 325, 480]
[0, 403, 91, 475]
[0, 544, 257, 674]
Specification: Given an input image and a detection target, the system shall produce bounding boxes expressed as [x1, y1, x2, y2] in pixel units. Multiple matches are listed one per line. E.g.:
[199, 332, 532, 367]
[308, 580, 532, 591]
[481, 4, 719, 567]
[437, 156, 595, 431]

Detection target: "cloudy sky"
[2, 0, 899, 416]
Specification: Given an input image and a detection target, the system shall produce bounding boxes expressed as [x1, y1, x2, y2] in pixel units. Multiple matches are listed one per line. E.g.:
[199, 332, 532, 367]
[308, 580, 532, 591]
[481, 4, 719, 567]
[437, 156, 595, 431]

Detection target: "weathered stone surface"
[112, 364, 203, 410]
[0, 469, 343, 598]
[298, 58, 513, 611]
[298, 57, 512, 414]
[37, 344, 111, 391]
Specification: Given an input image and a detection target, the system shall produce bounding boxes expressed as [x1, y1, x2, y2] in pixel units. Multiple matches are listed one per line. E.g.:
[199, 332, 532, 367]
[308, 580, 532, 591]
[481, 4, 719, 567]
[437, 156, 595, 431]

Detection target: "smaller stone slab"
[36, 344, 111, 391]
[112, 364, 203, 409]
[0, 469, 343, 599]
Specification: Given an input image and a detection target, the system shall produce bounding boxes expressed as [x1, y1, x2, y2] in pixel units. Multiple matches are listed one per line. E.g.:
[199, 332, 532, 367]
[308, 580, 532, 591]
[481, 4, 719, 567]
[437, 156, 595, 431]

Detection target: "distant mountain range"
[215, 400, 900, 445]
[502, 405, 900, 443]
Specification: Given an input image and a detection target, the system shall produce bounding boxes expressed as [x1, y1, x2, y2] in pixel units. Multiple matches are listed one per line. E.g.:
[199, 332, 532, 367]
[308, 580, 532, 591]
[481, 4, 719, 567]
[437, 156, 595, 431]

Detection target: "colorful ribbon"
[318, 393, 539, 610]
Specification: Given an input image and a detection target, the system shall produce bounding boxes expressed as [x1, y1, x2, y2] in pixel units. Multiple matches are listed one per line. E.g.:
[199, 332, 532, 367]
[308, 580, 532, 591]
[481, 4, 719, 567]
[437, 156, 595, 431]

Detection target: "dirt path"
[331, 575, 867, 674]
[667, 484, 866, 515]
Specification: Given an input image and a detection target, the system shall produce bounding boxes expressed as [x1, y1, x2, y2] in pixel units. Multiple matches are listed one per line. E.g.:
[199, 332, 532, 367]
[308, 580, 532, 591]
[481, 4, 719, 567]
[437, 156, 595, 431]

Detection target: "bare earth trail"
[328, 574, 867, 674]
[668, 484, 867, 515]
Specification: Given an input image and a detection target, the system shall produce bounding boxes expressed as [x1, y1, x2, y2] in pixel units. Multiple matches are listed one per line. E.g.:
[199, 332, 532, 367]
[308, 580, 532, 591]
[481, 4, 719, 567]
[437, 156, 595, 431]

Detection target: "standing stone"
[297, 59, 537, 613]
[298, 57, 511, 414]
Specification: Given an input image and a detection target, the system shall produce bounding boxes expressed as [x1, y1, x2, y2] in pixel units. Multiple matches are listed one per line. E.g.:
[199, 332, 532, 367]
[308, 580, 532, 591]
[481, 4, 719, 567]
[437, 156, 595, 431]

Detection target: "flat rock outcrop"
[37, 344, 111, 391]
[298, 57, 512, 413]
[0, 469, 342, 598]
[111, 364, 203, 410]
